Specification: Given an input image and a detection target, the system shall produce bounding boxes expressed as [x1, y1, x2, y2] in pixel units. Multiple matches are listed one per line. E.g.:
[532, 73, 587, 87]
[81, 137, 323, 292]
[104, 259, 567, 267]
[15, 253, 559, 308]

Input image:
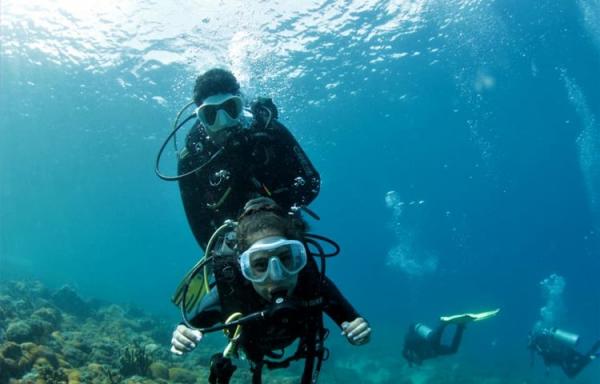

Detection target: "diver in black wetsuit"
[170, 198, 371, 384]
[529, 327, 600, 379]
[161, 68, 320, 250]
[402, 309, 499, 367]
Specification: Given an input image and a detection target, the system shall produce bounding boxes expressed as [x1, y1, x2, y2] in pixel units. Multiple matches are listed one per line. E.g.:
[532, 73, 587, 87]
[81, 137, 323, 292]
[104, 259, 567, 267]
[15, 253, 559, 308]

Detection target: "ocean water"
[1, 0, 599, 383]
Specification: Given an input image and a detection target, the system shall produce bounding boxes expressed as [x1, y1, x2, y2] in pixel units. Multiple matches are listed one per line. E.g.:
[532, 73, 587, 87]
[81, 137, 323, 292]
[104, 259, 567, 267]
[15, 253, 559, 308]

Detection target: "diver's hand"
[251, 97, 278, 124]
[170, 324, 203, 355]
[341, 317, 371, 346]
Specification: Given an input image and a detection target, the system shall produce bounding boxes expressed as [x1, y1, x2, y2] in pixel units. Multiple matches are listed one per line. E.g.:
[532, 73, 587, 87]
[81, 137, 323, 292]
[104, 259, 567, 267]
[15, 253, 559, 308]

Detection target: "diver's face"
[197, 94, 243, 144]
[246, 229, 299, 302]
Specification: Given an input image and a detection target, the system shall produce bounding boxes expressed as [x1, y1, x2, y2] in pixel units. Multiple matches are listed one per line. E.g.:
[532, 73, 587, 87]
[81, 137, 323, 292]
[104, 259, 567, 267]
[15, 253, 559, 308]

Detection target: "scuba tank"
[415, 323, 434, 340]
[550, 328, 580, 348]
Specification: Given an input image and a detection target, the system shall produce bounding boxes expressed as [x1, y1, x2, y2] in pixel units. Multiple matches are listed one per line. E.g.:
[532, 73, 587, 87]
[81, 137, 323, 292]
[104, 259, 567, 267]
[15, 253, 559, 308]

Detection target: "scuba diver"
[155, 68, 321, 250]
[170, 197, 371, 384]
[529, 327, 600, 378]
[402, 309, 499, 367]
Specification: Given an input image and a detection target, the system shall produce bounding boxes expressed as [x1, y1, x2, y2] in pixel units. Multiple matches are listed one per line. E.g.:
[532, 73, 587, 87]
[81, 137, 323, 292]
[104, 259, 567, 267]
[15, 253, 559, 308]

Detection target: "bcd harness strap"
[222, 297, 328, 384]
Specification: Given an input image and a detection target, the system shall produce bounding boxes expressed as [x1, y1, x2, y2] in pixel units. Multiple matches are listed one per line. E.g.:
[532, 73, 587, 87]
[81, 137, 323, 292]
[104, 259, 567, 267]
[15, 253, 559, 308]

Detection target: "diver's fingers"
[177, 325, 203, 342]
[173, 332, 197, 349]
[340, 321, 350, 335]
[171, 340, 190, 355]
[172, 326, 201, 350]
[347, 321, 368, 338]
[170, 345, 184, 355]
[353, 327, 372, 343]
[341, 317, 366, 335]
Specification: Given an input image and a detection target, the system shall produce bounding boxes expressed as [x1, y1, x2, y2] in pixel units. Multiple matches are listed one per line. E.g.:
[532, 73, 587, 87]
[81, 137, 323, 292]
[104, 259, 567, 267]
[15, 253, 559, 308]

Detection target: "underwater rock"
[0, 295, 16, 321]
[67, 368, 82, 383]
[20, 342, 60, 372]
[0, 342, 24, 382]
[33, 356, 56, 370]
[34, 364, 69, 383]
[87, 362, 108, 376]
[0, 341, 22, 359]
[95, 303, 126, 321]
[68, 362, 121, 384]
[6, 320, 35, 343]
[32, 306, 63, 327]
[0, 341, 53, 381]
[31, 318, 56, 341]
[62, 344, 90, 367]
[50, 330, 65, 346]
[144, 343, 160, 355]
[89, 338, 119, 365]
[29, 343, 61, 370]
[13, 298, 33, 314]
[149, 361, 169, 379]
[6, 317, 54, 343]
[168, 367, 197, 383]
[51, 285, 91, 318]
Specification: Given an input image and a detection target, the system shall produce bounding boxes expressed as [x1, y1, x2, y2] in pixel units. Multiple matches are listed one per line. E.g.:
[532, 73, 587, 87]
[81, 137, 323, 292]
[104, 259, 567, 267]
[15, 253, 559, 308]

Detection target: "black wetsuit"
[529, 330, 600, 378]
[178, 119, 320, 250]
[402, 323, 466, 366]
[190, 275, 359, 333]
[189, 265, 359, 381]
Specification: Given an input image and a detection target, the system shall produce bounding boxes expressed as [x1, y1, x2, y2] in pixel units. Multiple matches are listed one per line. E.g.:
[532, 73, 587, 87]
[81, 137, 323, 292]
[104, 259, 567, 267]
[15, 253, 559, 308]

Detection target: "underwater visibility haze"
[1, 0, 599, 382]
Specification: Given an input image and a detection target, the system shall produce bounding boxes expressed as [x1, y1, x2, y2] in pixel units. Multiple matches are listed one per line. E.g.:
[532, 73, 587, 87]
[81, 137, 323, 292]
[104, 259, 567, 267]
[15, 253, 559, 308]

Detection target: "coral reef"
[51, 285, 91, 318]
[119, 343, 152, 377]
[0, 279, 199, 384]
[1, 279, 597, 384]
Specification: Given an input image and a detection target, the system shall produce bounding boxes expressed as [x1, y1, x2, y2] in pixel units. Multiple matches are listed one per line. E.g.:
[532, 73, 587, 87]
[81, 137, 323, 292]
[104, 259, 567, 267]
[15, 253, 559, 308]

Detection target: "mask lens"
[240, 239, 307, 283]
[250, 254, 269, 274]
[276, 248, 294, 270]
[203, 105, 218, 125]
[222, 98, 241, 119]
[197, 95, 242, 128]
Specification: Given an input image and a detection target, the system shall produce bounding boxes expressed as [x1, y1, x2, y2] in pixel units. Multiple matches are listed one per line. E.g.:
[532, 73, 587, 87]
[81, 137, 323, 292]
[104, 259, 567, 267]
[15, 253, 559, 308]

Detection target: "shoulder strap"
[213, 256, 255, 317]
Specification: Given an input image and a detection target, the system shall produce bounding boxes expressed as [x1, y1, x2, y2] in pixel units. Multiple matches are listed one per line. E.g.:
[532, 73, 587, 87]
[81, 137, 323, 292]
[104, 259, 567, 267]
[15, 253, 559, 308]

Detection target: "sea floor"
[0, 280, 596, 384]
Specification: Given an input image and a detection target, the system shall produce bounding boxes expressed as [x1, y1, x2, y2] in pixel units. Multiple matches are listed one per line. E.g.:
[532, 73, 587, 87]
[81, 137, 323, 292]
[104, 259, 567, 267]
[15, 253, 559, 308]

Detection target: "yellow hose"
[223, 312, 243, 358]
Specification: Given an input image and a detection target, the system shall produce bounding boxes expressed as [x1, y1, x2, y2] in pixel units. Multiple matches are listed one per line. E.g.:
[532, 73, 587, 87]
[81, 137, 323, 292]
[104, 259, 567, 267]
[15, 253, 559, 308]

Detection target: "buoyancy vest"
[212, 241, 327, 384]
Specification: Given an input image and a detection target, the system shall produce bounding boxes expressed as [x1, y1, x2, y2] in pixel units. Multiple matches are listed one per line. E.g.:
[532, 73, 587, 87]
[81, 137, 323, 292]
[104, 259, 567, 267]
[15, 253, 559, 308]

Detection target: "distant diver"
[402, 309, 499, 366]
[529, 327, 600, 379]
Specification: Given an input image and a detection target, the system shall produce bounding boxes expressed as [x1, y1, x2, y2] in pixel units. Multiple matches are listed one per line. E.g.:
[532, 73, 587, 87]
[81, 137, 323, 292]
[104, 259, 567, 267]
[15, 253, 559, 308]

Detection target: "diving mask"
[196, 94, 243, 134]
[239, 236, 307, 283]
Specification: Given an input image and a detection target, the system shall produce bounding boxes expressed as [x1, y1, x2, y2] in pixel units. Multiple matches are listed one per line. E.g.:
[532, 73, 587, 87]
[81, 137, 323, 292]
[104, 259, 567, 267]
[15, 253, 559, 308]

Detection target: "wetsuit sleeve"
[187, 287, 224, 328]
[320, 276, 360, 326]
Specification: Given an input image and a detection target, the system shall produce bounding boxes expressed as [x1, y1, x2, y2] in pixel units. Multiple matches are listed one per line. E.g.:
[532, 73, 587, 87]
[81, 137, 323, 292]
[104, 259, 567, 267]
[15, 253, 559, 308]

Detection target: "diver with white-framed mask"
[156, 68, 321, 250]
[169, 197, 371, 384]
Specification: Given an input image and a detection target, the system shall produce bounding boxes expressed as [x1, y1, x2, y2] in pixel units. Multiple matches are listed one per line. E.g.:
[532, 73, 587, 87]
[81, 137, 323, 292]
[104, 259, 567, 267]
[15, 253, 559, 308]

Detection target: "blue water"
[1, 0, 599, 382]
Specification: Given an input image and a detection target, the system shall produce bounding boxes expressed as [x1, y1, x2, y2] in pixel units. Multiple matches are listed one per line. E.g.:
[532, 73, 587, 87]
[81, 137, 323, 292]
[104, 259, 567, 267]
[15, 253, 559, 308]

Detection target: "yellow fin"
[440, 308, 500, 324]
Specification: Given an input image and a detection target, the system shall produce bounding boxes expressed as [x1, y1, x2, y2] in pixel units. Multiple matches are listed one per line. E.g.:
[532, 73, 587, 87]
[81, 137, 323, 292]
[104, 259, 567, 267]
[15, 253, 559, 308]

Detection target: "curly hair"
[236, 198, 308, 251]
[193, 68, 240, 105]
